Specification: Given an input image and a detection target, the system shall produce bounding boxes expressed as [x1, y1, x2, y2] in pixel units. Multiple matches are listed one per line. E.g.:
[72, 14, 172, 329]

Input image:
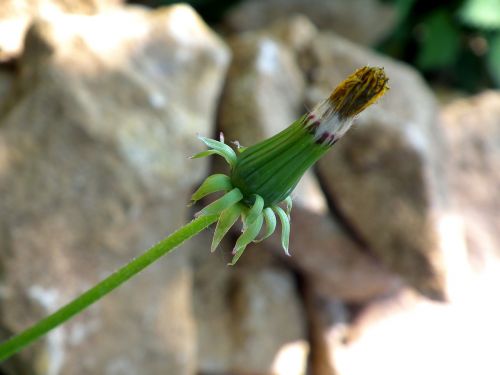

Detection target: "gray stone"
[269, 207, 403, 302]
[191, 232, 308, 375]
[0, 66, 15, 113]
[313, 33, 450, 300]
[219, 33, 305, 145]
[266, 15, 318, 56]
[225, 0, 397, 46]
[0, 0, 122, 61]
[0, 4, 229, 374]
[440, 92, 500, 275]
[303, 290, 349, 375]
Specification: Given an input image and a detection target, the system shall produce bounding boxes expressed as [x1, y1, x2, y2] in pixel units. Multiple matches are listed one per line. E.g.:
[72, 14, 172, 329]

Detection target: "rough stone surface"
[225, 0, 397, 46]
[219, 33, 305, 145]
[191, 232, 308, 375]
[266, 15, 318, 56]
[0, 65, 15, 113]
[269, 207, 403, 302]
[440, 92, 500, 270]
[0, 4, 229, 374]
[311, 33, 451, 300]
[304, 289, 350, 375]
[0, 0, 122, 60]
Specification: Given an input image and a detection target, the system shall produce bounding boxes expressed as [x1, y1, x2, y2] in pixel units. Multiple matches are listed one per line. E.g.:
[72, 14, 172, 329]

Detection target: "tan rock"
[266, 15, 318, 55]
[0, 65, 15, 113]
[191, 232, 308, 375]
[303, 288, 349, 375]
[219, 33, 305, 144]
[0, 0, 122, 60]
[313, 33, 450, 300]
[0, 4, 229, 374]
[440, 92, 500, 274]
[270, 207, 403, 302]
[224, 0, 397, 46]
[231, 258, 308, 374]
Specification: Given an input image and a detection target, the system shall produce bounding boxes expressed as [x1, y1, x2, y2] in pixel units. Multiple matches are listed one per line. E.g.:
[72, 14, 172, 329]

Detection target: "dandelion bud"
[192, 66, 389, 264]
[231, 66, 389, 207]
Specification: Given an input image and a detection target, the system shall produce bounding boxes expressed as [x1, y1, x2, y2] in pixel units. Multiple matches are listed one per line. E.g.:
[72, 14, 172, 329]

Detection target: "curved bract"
[191, 135, 292, 265]
[192, 66, 389, 264]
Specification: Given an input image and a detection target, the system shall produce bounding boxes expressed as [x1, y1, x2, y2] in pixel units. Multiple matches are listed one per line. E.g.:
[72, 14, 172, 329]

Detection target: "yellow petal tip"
[329, 66, 389, 118]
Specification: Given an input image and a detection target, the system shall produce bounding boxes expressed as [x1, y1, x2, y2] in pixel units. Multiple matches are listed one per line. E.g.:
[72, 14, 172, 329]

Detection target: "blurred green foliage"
[379, 0, 500, 91]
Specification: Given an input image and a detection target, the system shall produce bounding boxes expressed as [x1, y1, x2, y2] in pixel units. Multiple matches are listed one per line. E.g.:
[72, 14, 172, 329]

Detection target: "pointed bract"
[229, 215, 264, 265]
[195, 188, 243, 217]
[191, 66, 389, 264]
[191, 174, 233, 204]
[274, 206, 291, 256]
[211, 204, 243, 252]
[254, 207, 277, 243]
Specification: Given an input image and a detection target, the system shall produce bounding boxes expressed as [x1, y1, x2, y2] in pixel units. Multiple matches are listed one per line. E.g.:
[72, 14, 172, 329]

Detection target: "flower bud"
[192, 66, 388, 264]
[231, 66, 389, 207]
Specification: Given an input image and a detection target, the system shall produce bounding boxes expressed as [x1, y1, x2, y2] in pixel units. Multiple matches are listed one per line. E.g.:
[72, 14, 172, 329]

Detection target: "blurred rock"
[191, 232, 234, 374]
[440, 92, 500, 272]
[225, 0, 397, 46]
[266, 15, 318, 55]
[0, 4, 229, 374]
[313, 33, 450, 300]
[0, 0, 122, 61]
[219, 33, 305, 144]
[230, 255, 307, 374]
[303, 289, 350, 375]
[191, 232, 308, 375]
[0, 65, 15, 113]
[270, 207, 403, 302]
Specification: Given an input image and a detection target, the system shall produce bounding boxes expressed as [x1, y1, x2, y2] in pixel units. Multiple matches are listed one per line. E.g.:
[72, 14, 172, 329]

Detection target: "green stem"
[0, 214, 219, 362]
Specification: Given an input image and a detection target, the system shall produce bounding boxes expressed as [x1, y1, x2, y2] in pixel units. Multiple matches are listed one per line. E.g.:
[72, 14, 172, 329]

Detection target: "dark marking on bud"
[304, 113, 321, 134]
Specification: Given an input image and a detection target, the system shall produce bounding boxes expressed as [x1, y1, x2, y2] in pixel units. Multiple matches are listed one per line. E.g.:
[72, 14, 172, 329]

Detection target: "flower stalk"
[0, 66, 388, 362]
[0, 214, 218, 362]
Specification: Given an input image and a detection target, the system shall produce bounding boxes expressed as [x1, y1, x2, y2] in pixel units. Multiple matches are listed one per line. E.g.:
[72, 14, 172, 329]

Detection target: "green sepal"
[190, 150, 219, 159]
[195, 188, 243, 217]
[229, 214, 264, 265]
[191, 174, 232, 204]
[274, 206, 290, 256]
[198, 136, 237, 168]
[245, 195, 264, 225]
[254, 207, 277, 243]
[211, 203, 242, 252]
